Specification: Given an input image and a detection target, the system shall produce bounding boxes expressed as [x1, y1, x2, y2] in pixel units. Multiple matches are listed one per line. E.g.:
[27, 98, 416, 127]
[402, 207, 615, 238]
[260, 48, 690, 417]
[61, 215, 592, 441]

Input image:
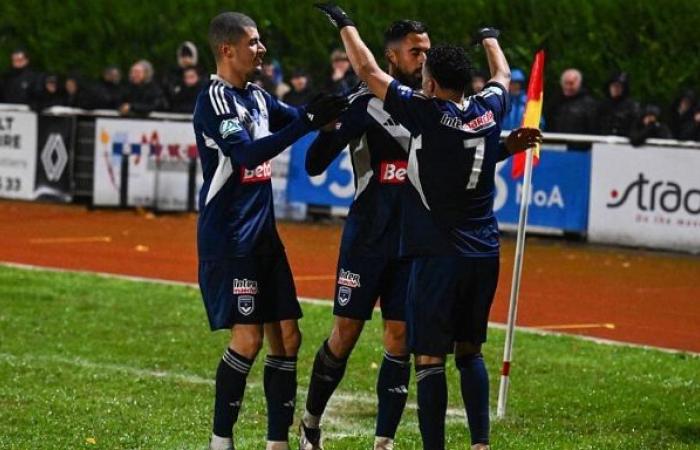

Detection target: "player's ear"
[385, 48, 398, 66]
[220, 42, 234, 60]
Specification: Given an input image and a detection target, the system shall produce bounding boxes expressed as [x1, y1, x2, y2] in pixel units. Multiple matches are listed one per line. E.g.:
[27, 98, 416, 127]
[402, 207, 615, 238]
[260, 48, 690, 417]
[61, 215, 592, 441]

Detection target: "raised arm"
[474, 28, 511, 90]
[315, 3, 393, 101]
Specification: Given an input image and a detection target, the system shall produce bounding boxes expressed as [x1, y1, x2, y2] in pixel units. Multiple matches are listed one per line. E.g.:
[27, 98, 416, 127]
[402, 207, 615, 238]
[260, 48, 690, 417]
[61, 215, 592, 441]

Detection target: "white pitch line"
[0, 351, 465, 420]
[1, 261, 698, 357]
[29, 236, 112, 244]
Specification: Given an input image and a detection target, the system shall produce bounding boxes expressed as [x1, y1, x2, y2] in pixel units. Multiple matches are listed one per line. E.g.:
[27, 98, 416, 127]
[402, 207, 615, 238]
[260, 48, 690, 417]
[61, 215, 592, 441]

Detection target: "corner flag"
[511, 50, 545, 179]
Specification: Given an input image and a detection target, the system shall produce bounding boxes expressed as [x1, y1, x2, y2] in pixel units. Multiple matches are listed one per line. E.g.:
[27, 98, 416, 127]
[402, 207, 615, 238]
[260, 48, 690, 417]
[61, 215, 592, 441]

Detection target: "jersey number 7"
[464, 137, 486, 190]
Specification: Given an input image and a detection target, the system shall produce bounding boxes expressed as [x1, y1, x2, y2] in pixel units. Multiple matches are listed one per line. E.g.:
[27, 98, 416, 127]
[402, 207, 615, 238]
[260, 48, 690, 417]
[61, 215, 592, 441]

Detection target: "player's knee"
[455, 341, 482, 358]
[383, 322, 407, 355]
[328, 318, 363, 357]
[230, 328, 264, 358]
[283, 327, 302, 356]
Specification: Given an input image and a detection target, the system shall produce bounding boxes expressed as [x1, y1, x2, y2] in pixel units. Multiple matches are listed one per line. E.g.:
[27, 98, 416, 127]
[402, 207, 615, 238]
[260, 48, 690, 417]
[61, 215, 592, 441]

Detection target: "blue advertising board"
[494, 149, 591, 232]
[286, 131, 355, 207]
[287, 137, 591, 233]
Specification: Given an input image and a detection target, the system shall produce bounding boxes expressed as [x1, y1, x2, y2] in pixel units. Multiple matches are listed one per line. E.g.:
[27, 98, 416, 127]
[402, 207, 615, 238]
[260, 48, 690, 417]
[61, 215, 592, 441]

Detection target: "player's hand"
[505, 127, 542, 155]
[314, 3, 355, 29]
[473, 27, 501, 45]
[304, 94, 349, 129]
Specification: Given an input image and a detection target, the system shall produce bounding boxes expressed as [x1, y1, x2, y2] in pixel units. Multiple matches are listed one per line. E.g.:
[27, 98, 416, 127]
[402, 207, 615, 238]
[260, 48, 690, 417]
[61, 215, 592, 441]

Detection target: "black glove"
[303, 94, 349, 129]
[314, 3, 355, 29]
[473, 27, 500, 45]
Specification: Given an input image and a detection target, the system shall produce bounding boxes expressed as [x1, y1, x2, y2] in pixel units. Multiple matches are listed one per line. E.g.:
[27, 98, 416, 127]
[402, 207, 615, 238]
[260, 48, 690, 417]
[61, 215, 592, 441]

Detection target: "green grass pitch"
[1, 266, 698, 449]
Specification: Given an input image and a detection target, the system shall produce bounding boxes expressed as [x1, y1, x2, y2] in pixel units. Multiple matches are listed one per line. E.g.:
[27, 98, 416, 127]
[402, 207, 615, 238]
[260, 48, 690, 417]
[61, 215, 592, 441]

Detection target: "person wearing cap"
[35, 74, 66, 111]
[597, 72, 640, 136]
[629, 104, 672, 146]
[324, 48, 359, 95]
[282, 69, 315, 106]
[501, 68, 526, 130]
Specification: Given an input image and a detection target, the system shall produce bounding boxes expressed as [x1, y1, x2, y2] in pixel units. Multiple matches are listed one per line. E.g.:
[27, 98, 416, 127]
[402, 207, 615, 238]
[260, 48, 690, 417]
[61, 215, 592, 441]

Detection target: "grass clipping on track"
[0, 266, 698, 450]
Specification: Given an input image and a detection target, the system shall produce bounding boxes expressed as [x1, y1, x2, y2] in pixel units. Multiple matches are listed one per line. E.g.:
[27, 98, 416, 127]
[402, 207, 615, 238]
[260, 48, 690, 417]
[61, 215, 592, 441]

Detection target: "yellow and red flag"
[511, 50, 545, 179]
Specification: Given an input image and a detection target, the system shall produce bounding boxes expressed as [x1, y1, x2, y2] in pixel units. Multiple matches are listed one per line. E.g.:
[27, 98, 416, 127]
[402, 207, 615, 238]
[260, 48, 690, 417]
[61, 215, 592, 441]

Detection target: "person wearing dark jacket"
[2, 49, 41, 105]
[545, 68, 598, 134]
[120, 60, 167, 116]
[677, 106, 700, 141]
[597, 72, 639, 136]
[668, 89, 695, 138]
[94, 66, 126, 109]
[64, 73, 97, 109]
[162, 41, 200, 105]
[35, 74, 66, 111]
[629, 104, 673, 146]
[169, 66, 204, 113]
[324, 49, 359, 95]
[282, 69, 315, 106]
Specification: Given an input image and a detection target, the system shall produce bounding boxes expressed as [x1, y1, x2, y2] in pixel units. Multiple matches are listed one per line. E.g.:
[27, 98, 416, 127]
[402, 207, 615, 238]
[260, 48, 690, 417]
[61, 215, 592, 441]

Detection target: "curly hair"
[425, 45, 472, 92]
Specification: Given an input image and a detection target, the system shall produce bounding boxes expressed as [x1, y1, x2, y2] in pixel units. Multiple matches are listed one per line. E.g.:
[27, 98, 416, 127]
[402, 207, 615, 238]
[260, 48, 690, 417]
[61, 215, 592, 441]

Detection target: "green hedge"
[1, 0, 699, 105]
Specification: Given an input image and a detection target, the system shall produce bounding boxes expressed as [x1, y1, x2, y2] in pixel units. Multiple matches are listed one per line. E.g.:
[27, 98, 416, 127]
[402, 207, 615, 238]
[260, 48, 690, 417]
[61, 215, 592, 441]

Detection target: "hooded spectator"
[502, 68, 526, 130]
[325, 49, 359, 95]
[282, 69, 315, 106]
[1, 48, 41, 105]
[668, 89, 695, 138]
[469, 69, 488, 95]
[35, 74, 66, 111]
[120, 60, 167, 116]
[597, 72, 640, 136]
[94, 66, 126, 109]
[169, 66, 205, 113]
[677, 106, 700, 141]
[162, 41, 201, 103]
[629, 104, 672, 146]
[545, 68, 598, 134]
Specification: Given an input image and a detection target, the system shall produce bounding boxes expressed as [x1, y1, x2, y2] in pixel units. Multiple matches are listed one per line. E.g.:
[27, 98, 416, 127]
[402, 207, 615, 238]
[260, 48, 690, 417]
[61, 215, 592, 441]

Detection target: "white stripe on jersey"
[217, 84, 231, 114]
[203, 132, 233, 205]
[407, 134, 430, 210]
[367, 97, 411, 152]
[208, 83, 221, 115]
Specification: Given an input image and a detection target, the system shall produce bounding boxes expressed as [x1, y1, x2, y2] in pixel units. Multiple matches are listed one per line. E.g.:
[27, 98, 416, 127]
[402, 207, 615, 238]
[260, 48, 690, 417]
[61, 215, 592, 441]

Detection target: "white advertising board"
[0, 111, 37, 200]
[589, 143, 700, 253]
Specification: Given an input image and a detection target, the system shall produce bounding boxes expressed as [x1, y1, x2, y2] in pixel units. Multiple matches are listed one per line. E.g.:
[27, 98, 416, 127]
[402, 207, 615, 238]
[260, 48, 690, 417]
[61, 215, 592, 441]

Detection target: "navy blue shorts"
[406, 255, 499, 356]
[198, 253, 302, 330]
[332, 252, 410, 321]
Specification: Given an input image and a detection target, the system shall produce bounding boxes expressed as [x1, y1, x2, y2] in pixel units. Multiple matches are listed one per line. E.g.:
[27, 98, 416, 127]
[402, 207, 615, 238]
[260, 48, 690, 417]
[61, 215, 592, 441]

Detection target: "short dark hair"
[208, 12, 257, 59]
[383, 20, 428, 49]
[425, 45, 472, 92]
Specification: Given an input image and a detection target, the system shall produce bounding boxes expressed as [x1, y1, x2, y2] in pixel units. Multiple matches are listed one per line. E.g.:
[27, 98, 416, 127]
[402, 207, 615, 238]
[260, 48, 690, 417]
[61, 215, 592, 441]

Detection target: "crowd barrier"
[1, 104, 698, 253]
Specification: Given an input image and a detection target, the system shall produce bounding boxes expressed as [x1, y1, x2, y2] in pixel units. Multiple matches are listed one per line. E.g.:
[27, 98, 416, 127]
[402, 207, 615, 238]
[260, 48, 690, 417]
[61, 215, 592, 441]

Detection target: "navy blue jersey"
[383, 80, 510, 257]
[306, 84, 411, 257]
[194, 75, 304, 260]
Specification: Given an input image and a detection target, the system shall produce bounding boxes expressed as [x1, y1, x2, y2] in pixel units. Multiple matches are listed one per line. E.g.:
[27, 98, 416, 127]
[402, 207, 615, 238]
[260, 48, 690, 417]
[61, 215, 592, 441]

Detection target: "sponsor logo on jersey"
[219, 118, 243, 139]
[238, 295, 255, 316]
[233, 278, 258, 295]
[337, 286, 352, 306]
[240, 161, 272, 183]
[338, 269, 361, 288]
[439, 110, 495, 133]
[379, 160, 408, 184]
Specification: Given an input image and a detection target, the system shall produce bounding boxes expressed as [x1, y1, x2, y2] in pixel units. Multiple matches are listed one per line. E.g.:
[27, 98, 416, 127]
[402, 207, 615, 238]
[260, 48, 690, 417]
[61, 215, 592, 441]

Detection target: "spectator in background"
[169, 66, 204, 113]
[325, 49, 358, 95]
[163, 41, 200, 104]
[94, 66, 125, 109]
[64, 73, 95, 109]
[258, 61, 289, 98]
[469, 69, 487, 95]
[678, 106, 700, 141]
[629, 104, 672, 146]
[1, 48, 41, 105]
[35, 74, 66, 110]
[597, 72, 639, 136]
[502, 68, 526, 129]
[668, 89, 695, 138]
[546, 68, 598, 134]
[282, 69, 315, 106]
[120, 60, 167, 116]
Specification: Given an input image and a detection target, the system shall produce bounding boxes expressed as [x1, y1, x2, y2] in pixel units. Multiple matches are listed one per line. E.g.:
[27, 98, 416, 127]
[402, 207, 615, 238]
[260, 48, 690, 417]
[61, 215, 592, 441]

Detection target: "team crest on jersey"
[397, 85, 414, 98]
[338, 269, 361, 288]
[337, 286, 352, 306]
[219, 118, 243, 139]
[238, 295, 255, 316]
[233, 278, 258, 295]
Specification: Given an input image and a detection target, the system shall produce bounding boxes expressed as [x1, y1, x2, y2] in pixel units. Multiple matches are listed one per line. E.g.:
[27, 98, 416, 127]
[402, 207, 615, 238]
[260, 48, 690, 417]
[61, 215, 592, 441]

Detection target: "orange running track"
[1, 200, 698, 353]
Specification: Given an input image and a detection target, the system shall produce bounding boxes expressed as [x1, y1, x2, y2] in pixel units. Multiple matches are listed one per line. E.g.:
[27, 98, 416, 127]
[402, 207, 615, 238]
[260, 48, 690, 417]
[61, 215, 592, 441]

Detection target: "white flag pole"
[496, 143, 536, 419]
